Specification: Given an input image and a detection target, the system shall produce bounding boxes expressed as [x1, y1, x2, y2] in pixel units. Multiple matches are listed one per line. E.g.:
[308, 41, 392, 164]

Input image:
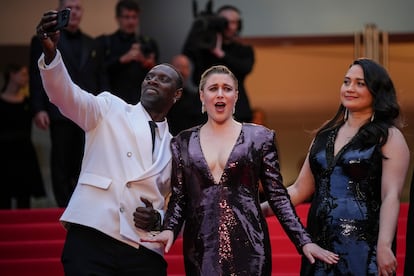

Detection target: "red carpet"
[0, 204, 408, 276]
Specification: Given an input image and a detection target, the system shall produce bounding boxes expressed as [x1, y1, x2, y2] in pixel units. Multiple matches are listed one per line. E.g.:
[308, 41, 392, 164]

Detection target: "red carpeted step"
[0, 208, 64, 224]
[0, 204, 408, 276]
[165, 254, 185, 274]
[0, 222, 66, 241]
[272, 253, 301, 273]
[0, 258, 64, 276]
[166, 238, 183, 255]
[0, 240, 64, 259]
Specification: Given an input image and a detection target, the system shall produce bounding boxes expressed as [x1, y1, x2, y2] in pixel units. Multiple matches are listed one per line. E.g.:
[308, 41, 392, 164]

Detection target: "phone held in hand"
[50, 8, 71, 32]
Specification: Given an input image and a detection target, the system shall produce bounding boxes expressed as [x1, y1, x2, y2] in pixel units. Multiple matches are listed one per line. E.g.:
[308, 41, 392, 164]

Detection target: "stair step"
[0, 223, 66, 241]
[0, 258, 64, 276]
[0, 240, 64, 259]
[0, 208, 64, 224]
[0, 203, 407, 275]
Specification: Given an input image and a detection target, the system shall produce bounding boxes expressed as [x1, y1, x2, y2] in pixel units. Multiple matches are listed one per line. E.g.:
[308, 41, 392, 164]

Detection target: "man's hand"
[140, 52, 156, 69]
[34, 111, 50, 130]
[119, 43, 156, 69]
[36, 11, 60, 64]
[120, 43, 141, 64]
[133, 197, 161, 232]
[211, 33, 225, 58]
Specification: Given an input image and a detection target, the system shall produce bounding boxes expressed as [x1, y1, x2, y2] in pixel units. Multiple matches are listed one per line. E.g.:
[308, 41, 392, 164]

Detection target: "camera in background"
[184, 0, 229, 50]
[136, 35, 158, 58]
[186, 15, 228, 50]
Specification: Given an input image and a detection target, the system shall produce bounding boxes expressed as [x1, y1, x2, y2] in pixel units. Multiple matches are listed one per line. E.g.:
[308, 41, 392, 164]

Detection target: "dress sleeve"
[260, 129, 312, 253]
[162, 137, 187, 239]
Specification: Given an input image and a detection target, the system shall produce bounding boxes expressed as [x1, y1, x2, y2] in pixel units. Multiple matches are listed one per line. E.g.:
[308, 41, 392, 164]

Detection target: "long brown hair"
[315, 58, 402, 148]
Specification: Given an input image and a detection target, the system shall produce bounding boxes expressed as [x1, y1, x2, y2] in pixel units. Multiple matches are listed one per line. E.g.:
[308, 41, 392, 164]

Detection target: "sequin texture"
[163, 124, 312, 276]
[302, 126, 385, 275]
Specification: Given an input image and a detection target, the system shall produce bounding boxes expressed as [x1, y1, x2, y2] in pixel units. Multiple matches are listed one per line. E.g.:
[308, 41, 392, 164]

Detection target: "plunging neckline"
[197, 124, 244, 185]
[327, 126, 357, 167]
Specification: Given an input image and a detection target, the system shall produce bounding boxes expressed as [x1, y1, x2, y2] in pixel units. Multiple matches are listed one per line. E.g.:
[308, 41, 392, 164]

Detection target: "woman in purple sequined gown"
[143, 65, 338, 275]
[286, 59, 410, 275]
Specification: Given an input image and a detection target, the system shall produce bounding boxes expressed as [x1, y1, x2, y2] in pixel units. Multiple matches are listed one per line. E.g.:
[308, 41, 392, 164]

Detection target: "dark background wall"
[139, 0, 414, 62]
[2, 0, 414, 62]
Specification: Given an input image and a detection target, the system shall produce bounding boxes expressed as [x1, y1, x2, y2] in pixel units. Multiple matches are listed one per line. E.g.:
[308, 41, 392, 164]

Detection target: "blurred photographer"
[97, 0, 159, 104]
[183, 4, 254, 122]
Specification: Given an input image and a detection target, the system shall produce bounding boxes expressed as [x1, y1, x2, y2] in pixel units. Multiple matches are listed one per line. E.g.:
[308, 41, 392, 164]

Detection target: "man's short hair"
[116, 0, 140, 17]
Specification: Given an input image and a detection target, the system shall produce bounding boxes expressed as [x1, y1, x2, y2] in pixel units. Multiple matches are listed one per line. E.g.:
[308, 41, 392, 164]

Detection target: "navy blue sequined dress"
[301, 126, 385, 275]
[164, 124, 311, 276]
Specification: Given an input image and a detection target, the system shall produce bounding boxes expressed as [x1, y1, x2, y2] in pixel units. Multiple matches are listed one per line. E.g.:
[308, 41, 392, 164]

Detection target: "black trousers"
[50, 120, 84, 207]
[62, 224, 167, 276]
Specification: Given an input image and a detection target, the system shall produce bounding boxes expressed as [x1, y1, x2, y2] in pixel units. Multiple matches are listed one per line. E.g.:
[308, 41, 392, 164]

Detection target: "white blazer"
[39, 51, 172, 256]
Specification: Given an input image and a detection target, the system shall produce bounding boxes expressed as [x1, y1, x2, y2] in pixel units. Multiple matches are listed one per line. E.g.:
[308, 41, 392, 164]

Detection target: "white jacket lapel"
[127, 103, 153, 170]
[139, 120, 173, 180]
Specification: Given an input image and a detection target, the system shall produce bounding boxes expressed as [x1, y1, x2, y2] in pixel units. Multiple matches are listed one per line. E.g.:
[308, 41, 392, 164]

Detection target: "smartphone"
[50, 8, 71, 32]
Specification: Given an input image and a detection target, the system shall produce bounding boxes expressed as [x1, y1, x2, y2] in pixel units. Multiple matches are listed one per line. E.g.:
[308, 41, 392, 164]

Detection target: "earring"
[173, 98, 177, 104]
[370, 112, 375, 122]
[201, 102, 206, 114]
[233, 105, 236, 115]
[344, 108, 349, 121]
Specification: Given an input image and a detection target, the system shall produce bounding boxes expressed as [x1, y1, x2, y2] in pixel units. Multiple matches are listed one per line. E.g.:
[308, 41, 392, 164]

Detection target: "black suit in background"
[167, 83, 207, 136]
[183, 40, 255, 123]
[405, 170, 414, 276]
[29, 29, 109, 207]
[97, 30, 159, 104]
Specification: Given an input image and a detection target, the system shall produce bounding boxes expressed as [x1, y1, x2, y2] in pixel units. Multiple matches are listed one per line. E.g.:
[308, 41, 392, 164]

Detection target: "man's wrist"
[152, 210, 162, 231]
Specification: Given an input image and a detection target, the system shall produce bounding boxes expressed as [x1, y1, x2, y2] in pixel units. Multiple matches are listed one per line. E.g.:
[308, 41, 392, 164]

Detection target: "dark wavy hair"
[316, 58, 402, 148]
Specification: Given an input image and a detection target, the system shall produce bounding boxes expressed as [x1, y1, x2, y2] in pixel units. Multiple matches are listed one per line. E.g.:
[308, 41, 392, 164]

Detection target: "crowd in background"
[0, 0, 413, 275]
[0, 0, 256, 209]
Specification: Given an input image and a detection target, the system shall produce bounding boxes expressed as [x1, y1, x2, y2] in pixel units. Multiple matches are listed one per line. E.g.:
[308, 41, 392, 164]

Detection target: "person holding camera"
[183, 4, 254, 122]
[97, 0, 159, 104]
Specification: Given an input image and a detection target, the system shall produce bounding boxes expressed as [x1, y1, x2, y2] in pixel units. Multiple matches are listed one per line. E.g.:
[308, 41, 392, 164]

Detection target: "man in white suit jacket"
[36, 11, 183, 275]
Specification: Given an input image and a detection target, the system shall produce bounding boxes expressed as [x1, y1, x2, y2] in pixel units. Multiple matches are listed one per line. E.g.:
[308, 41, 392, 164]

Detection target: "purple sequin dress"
[163, 123, 311, 276]
[301, 126, 385, 275]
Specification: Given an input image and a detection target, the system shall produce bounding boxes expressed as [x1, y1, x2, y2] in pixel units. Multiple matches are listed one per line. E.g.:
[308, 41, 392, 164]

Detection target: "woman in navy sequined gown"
[143, 65, 338, 275]
[286, 59, 410, 275]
